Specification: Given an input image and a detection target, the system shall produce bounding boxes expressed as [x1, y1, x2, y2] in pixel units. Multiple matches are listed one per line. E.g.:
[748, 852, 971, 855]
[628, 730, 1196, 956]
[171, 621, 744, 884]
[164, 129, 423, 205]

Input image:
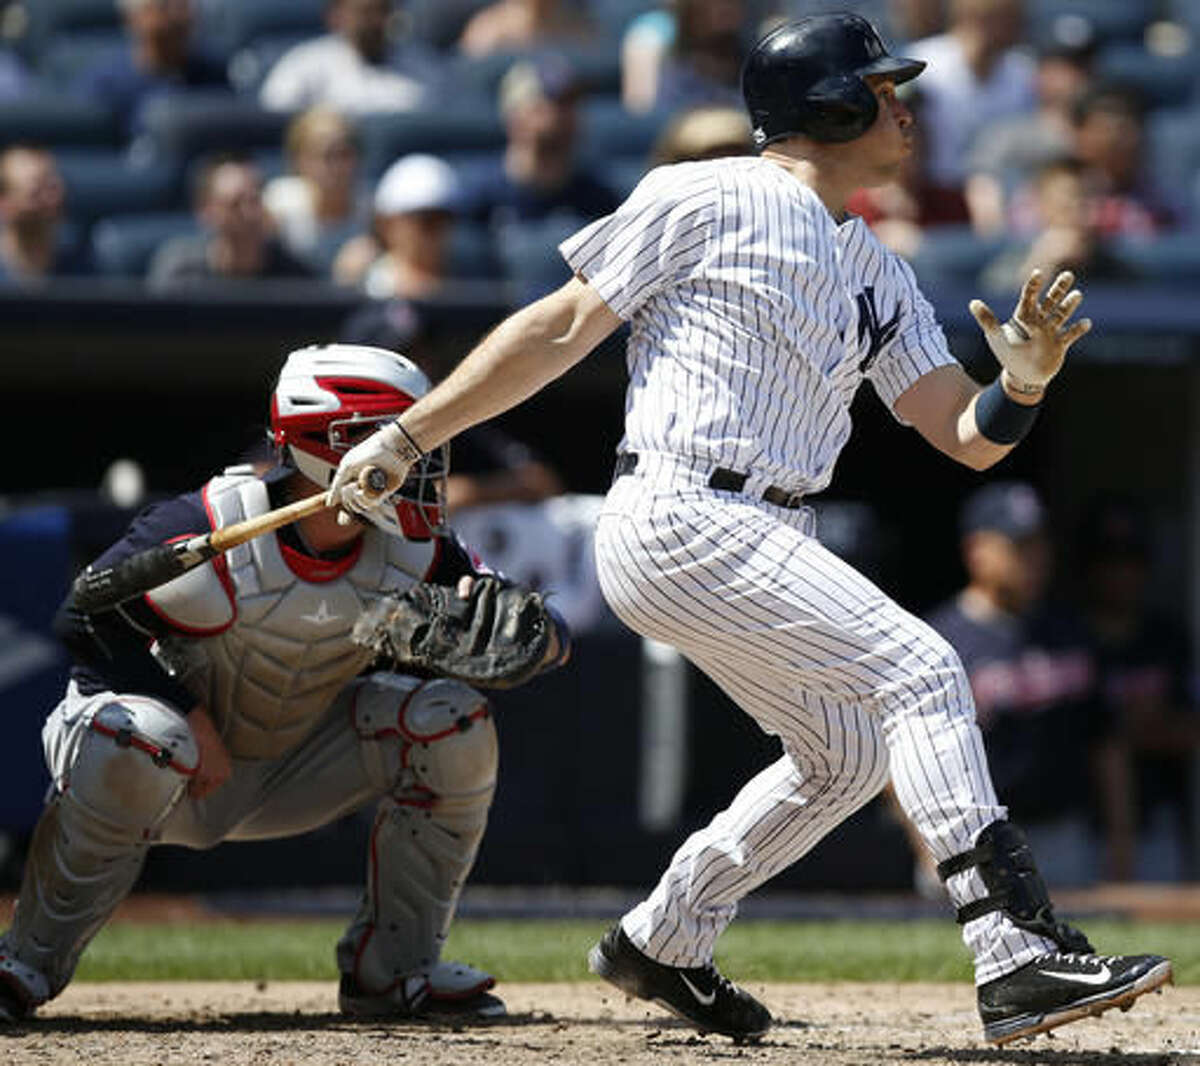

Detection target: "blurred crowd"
[892, 481, 1199, 888]
[0, 0, 1197, 302]
[2, 0, 1198, 886]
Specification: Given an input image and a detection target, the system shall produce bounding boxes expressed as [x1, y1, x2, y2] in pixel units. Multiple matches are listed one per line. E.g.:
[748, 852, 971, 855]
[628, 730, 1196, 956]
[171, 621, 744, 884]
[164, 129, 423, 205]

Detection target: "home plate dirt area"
[6, 980, 1198, 1065]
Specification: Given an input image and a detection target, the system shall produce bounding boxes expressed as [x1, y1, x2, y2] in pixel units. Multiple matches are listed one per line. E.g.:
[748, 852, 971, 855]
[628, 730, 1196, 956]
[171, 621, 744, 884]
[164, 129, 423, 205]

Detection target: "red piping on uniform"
[140, 522, 237, 634]
[396, 683, 491, 743]
[352, 806, 405, 997]
[90, 719, 198, 775]
[278, 536, 363, 582]
[393, 785, 436, 809]
[429, 972, 496, 1000]
[423, 538, 443, 581]
[349, 682, 404, 741]
[200, 483, 238, 607]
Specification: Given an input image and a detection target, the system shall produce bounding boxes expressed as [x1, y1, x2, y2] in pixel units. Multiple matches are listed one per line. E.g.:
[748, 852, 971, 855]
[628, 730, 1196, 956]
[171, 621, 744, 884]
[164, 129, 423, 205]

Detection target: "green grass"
[73, 918, 1200, 984]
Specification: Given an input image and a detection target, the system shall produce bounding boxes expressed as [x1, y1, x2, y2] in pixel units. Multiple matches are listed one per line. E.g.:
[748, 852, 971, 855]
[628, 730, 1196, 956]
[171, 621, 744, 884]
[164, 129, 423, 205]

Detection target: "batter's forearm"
[399, 278, 619, 452]
[958, 371, 1045, 469]
[956, 393, 1018, 470]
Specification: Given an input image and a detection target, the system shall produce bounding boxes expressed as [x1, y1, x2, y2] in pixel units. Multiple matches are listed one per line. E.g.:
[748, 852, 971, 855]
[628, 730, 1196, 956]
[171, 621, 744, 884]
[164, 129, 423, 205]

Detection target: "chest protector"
[149, 473, 437, 759]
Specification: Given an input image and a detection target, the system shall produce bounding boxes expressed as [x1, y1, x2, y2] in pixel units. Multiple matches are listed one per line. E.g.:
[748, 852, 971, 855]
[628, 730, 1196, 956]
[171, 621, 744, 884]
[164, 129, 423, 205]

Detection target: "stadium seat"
[579, 99, 671, 163]
[908, 225, 1008, 291]
[35, 31, 127, 90]
[599, 155, 650, 198]
[16, 0, 122, 60]
[447, 219, 501, 280]
[447, 42, 623, 103]
[133, 90, 290, 167]
[357, 110, 507, 182]
[402, 0, 491, 50]
[1095, 43, 1199, 110]
[1108, 233, 1200, 285]
[201, 0, 326, 55]
[248, 147, 287, 183]
[1147, 106, 1200, 215]
[1027, 0, 1154, 46]
[57, 150, 182, 227]
[90, 211, 199, 277]
[227, 34, 313, 96]
[587, 0, 665, 39]
[1166, 0, 1200, 38]
[0, 93, 118, 148]
[300, 218, 366, 276]
[494, 214, 587, 303]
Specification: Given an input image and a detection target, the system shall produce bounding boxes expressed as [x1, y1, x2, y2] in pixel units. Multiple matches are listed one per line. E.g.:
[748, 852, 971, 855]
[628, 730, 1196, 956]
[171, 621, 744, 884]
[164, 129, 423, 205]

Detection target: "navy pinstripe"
[559, 157, 1056, 984]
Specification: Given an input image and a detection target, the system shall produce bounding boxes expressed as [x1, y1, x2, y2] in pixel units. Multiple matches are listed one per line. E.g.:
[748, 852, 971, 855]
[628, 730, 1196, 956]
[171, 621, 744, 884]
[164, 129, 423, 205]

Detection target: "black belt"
[612, 452, 805, 510]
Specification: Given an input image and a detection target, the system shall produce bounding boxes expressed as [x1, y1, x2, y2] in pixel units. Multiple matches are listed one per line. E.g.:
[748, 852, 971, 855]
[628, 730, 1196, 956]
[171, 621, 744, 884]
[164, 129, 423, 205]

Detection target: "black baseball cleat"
[979, 950, 1172, 1045]
[0, 980, 32, 1025]
[587, 924, 772, 1043]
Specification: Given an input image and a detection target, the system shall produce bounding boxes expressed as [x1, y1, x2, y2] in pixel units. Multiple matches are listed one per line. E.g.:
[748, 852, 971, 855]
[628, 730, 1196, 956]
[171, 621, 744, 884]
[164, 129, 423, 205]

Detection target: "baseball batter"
[329, 13, 1171, 1047]
[0, 345, 569, 1025]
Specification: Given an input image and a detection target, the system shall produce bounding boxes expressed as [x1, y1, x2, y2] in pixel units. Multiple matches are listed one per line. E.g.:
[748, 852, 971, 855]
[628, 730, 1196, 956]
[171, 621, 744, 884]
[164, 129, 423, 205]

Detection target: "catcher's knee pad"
[69, 698, 199, 837]
[936, 820, 1093, 952]
[8, 697, 196, 1002]
[352, 673, 498, 813]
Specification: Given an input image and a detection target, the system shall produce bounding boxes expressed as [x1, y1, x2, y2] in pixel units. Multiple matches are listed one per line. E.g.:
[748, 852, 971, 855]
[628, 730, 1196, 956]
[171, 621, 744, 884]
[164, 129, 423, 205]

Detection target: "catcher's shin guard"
[339, 675, 498, 993]
[6, 699, 197, 999]
[936, 820, 1092, 952]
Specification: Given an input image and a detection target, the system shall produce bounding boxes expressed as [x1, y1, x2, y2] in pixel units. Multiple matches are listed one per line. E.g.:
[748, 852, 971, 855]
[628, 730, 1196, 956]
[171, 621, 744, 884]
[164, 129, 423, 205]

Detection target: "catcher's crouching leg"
[337, 673, 500, 1018]
[2, 697, 197, 1020]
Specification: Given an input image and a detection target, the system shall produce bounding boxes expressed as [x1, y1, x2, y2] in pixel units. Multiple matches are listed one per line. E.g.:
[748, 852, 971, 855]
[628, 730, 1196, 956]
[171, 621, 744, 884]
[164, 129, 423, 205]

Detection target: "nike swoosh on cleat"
[1039, 963, 1112, 985]
[679, 975, 716, 1006]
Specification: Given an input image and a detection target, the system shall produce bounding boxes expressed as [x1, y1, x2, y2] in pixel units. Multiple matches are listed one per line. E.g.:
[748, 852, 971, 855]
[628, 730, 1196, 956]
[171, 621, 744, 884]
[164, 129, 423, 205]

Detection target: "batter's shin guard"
[936, 820, 1093, 952]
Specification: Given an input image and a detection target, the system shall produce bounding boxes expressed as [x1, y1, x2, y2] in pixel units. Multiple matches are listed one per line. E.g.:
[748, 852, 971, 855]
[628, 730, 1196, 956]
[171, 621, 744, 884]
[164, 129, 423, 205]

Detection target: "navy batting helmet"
[742, 13, 925, 148]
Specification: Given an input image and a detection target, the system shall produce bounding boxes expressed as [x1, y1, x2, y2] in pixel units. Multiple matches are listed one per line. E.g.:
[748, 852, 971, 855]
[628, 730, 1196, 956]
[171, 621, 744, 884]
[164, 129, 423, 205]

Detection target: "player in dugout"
[0, 344, 570, 1025]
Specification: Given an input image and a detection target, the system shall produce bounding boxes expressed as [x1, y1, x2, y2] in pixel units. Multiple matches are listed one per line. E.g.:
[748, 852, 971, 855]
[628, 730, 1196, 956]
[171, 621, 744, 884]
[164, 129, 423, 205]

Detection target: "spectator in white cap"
[336, 154, 461, 300]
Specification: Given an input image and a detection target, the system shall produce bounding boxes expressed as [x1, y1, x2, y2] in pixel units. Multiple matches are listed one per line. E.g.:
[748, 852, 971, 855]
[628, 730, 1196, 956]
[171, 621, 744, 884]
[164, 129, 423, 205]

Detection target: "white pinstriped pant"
[594, 455, 1056, 985]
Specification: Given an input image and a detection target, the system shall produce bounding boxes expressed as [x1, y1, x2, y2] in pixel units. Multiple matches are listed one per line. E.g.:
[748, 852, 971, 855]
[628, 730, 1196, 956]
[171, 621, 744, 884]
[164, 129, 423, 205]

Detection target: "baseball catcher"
[0, 344, 570, 1025]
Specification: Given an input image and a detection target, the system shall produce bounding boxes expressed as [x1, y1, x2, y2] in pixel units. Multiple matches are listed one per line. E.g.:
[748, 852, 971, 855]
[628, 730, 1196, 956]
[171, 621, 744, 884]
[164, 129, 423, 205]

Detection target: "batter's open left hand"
[968, 269, 1092, 394]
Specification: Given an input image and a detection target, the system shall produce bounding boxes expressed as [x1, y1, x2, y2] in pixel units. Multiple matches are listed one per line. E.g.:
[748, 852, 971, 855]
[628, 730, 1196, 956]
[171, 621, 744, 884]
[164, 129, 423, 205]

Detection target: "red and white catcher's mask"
[270, 344, 447, 540]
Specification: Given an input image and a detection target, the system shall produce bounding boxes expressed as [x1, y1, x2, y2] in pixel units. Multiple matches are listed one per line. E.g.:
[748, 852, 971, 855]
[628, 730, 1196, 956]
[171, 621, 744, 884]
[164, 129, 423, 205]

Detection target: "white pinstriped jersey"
[559, 156, 956, 494]
[562, 155, 1057, 986]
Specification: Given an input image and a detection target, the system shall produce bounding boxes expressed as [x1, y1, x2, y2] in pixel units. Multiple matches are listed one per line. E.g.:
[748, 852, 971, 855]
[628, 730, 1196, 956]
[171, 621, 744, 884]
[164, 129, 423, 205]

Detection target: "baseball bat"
[72, 467, 390, 613]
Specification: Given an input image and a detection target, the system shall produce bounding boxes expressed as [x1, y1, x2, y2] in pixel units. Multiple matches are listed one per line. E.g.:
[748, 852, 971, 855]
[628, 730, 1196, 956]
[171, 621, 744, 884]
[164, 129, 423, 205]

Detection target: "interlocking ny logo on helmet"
[741, 13, 925, 146]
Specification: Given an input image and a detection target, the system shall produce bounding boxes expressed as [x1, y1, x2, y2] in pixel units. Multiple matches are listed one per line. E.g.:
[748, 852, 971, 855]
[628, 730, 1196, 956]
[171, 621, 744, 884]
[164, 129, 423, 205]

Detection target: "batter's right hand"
[326, 421, 418, 523]
[186, 706, 232, 799]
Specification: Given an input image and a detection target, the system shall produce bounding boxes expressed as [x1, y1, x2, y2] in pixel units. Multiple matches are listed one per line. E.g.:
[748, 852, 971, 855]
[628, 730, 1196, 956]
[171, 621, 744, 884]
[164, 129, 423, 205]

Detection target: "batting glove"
[968, 269, 1092, 395]
[327, 421, 419, 522]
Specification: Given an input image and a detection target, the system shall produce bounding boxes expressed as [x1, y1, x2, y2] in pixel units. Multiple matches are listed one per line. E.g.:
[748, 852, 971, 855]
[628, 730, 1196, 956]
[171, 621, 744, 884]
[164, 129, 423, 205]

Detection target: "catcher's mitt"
[353, 575, 552, 689]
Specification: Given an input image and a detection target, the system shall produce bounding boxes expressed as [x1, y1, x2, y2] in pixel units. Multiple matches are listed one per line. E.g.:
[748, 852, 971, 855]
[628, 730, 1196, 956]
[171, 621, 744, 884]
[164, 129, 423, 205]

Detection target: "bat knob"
[363, 467, 389, 496]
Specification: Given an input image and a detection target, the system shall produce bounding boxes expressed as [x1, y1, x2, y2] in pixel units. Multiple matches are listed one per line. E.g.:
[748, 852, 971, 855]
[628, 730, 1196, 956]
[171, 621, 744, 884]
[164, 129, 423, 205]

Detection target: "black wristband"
[395, 421, 425, 458]
[975, 378, 1041, 444]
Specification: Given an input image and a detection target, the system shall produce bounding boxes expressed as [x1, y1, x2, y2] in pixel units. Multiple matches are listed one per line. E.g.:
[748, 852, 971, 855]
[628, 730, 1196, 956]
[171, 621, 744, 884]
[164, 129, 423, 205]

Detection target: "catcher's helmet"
[742, 13, 925, 148]
[270, 343, 447, 540]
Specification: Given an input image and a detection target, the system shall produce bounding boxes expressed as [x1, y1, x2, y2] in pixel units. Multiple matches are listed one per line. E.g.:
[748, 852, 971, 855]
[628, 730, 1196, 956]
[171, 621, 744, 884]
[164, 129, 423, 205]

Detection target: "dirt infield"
[6, 980, 1198, 1065]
